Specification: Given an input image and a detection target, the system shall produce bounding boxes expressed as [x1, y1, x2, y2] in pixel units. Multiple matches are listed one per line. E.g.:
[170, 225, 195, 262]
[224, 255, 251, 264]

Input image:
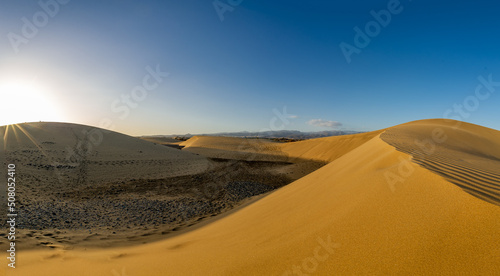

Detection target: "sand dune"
[179, 136, 328, 180]
[179, 131, 384, 164]
[1, 122, 321, 253]
[139, 136, 185, 149]
[180, 136, 289, 162]
[0, 122, 212, 250]
[139, 136, 183, 145]
[381, 119, 500, 206]
[2, 119, 500, 275]
[0, 122, 210, 182]
[278, 129, 383, 163]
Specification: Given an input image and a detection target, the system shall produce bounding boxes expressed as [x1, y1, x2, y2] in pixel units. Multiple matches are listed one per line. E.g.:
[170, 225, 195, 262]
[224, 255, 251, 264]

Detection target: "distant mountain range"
[143, 130, 365, 140]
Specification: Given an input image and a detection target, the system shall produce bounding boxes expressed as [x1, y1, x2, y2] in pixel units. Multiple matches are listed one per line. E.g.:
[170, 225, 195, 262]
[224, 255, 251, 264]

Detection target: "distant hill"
[142, 130, 364, 140]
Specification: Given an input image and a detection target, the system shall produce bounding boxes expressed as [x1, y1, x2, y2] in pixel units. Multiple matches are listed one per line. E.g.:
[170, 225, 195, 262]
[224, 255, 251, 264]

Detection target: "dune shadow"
[381, 128, 500, 206]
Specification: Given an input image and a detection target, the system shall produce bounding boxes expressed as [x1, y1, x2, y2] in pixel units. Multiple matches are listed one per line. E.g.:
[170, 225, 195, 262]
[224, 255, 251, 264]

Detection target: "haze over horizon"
[1, 0, 500, 136]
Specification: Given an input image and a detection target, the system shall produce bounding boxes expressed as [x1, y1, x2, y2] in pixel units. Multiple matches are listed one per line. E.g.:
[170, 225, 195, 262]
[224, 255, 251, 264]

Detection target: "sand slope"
[180, 130, 384, 163]
[381, 119, 500, 206]
[0, 122, 210, 183]
[279, 129, 383, 162]
[180, 136, 288, 162]
[0, 122, 215, 252]
[3, 119, 500, 275]
[139, 137, 183, 145]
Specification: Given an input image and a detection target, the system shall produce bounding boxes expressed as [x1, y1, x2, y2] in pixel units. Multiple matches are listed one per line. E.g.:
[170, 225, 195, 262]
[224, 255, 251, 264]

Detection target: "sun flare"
[0, 79, 63, 126]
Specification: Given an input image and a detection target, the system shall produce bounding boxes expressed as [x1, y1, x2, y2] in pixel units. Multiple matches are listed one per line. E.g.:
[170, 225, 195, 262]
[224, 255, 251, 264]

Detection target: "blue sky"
[1, 0, 499, 135]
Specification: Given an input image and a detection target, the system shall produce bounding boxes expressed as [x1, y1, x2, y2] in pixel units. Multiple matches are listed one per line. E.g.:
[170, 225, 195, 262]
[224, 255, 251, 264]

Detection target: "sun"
[0, 79, 64, 126]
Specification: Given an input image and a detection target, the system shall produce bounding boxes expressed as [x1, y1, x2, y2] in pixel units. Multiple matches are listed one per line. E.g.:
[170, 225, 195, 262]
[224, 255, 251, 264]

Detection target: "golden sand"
[2, 119, 499, 275]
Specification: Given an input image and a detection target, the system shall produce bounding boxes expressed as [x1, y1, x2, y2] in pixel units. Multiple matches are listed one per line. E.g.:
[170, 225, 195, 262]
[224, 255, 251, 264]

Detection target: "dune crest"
[381, 119, 500, 206]
[2, 119, 499, 275]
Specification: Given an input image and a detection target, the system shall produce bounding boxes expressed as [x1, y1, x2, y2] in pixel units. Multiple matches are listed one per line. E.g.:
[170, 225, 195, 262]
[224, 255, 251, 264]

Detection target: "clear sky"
[1, 0, 499, 135]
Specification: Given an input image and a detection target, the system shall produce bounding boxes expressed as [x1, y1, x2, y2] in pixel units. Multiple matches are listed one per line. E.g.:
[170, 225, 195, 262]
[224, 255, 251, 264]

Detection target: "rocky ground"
[1, 157, 324, 249]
